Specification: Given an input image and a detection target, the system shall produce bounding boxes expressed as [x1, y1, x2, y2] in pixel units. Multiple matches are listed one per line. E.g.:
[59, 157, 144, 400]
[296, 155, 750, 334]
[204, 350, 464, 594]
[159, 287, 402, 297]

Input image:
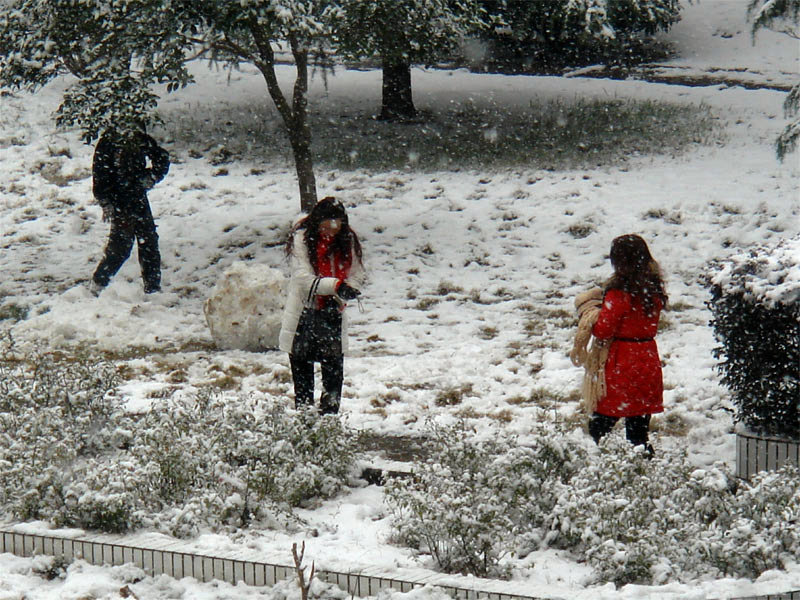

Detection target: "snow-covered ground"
[0, 0, 798, 598]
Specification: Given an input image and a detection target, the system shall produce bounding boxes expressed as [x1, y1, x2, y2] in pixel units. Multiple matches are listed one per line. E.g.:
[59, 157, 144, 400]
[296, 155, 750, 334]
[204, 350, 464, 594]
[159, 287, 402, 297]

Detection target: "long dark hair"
[285, 197, 363, 274]
[605, 234, 667, 313]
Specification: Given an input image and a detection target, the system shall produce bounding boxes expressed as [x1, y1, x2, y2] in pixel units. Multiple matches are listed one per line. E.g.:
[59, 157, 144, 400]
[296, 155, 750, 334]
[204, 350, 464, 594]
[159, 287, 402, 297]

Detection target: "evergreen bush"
[385, 423, 516, 578]
[385, 421, 587, 578]
[479, 0, 682, 74]
[385, 424, 800, 585]
[0, 340, 359, 535]
[707, 236, 800, 438]
[0, 340, 120, 523]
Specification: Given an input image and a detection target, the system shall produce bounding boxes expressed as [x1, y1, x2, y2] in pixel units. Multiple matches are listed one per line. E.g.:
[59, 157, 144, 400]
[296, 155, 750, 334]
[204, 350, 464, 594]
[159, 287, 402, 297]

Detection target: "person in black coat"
[91, 130, 170, 294]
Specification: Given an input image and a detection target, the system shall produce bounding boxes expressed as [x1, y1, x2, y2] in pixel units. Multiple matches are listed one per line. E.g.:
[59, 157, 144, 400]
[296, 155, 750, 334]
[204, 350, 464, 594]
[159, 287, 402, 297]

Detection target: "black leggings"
[589, 412, 651, 447]
[289, 353, 344, 414]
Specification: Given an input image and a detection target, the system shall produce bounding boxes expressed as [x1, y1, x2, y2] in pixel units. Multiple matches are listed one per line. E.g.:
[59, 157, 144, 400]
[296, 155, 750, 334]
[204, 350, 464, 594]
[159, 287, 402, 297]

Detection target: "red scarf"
[315, 236, 351, 308]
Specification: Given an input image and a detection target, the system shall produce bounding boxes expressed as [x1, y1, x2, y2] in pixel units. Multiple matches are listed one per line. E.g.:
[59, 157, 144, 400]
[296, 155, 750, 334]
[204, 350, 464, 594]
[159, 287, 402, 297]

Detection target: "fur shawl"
[570, 287, 610, 414]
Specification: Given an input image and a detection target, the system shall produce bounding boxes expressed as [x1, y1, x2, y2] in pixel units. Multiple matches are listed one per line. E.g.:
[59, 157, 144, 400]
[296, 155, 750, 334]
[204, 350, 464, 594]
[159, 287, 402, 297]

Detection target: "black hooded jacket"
[92, 133, 170, 212]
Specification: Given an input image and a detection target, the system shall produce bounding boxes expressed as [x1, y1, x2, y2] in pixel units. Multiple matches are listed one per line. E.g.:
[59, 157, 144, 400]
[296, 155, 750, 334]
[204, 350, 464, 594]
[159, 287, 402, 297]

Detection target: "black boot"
[588, 413, 618, 444]
[319, 391, 340, 415]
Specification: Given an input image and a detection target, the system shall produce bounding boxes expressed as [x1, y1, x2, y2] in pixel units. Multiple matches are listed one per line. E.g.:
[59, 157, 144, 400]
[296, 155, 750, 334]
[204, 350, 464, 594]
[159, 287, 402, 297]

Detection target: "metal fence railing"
[3, 527, 799, 600]
[729, 593, 800, 600]
[0, 528, 543, 600]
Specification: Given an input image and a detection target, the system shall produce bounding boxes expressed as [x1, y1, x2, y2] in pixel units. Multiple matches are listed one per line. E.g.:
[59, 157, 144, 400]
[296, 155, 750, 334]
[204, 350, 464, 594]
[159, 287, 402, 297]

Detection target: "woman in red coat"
[589, 234, 668, 455]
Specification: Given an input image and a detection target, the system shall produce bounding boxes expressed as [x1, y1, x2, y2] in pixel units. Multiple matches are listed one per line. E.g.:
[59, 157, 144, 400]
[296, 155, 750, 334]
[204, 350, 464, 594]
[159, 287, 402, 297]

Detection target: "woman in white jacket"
[279, 197, 366, 414]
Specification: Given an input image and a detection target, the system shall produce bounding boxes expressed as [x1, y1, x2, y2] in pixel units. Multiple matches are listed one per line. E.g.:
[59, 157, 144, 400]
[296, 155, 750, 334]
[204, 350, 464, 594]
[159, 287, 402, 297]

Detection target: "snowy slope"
[0, 0, 798, 598]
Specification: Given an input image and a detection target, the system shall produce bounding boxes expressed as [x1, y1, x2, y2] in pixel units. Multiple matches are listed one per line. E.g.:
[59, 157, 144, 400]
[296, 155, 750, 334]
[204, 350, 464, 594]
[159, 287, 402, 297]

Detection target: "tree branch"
[247, 16, 294, 125]
[292, 541, 315, 600]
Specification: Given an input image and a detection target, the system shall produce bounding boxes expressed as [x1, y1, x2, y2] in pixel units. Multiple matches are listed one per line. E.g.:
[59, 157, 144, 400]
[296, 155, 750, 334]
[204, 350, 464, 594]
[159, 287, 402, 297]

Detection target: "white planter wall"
[736, 431, 800, 480]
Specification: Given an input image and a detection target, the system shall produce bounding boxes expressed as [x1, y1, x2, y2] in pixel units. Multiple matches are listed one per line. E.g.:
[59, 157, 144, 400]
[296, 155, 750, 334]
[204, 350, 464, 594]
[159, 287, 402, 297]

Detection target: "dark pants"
[589, 412, 651, 447]
[93, 201, 160, 293]
[289, 353, 344, 415]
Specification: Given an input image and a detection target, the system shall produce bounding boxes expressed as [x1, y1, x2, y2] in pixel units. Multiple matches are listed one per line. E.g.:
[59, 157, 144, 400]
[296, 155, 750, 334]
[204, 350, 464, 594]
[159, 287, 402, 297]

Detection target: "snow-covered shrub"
[59, 462, 140, 533]
[548, 438, 800, 585]
[0, 340, 120, 522]
[137, 396, 359, 532]
[385, 422, 587, 578]
[548, 438, 732, 585]
[0, 343, 140, 530]
[203, 263, 286, 351]
[110, 395, 360, 535]
[133, 400, 215, 507]
[707, 236, 800, 438]
[548, 441, 800, 585]
[0, 341, 359, 535]
[385, 424, 516, 578]
[387, 426, 800, 586]
[31, 555, 69, 581]
[494, 434, 587, 534]
[696, 464, 800, 579]
[0, 301, 28, 322]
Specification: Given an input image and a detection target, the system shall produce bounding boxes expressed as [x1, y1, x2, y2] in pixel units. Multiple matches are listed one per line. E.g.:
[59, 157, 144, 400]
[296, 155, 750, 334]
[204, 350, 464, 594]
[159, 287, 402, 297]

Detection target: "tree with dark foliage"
[337, 0, 486, 120]
[479, 0, 683, 73]
[0, 0, 337, 212]
[748, 0, 800, 160]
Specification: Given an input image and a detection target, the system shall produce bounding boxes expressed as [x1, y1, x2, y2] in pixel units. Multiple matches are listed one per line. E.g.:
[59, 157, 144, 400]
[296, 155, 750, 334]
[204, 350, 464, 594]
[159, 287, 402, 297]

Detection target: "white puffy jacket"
[278, 230, 366, 355]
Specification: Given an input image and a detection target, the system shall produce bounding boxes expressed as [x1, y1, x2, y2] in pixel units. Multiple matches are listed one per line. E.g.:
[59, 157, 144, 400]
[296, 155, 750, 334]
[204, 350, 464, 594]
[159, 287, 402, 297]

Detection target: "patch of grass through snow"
[0, 302, 29, 322]
[160, 97, 719, 171]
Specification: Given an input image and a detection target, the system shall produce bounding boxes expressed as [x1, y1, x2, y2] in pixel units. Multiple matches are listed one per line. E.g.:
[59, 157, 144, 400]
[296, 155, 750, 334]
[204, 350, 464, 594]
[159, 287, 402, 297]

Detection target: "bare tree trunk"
[287, 37, 317, 213]
[379, 59, 416, 121]
[249, 24, 318, 212]
[288, 129, 317, 213]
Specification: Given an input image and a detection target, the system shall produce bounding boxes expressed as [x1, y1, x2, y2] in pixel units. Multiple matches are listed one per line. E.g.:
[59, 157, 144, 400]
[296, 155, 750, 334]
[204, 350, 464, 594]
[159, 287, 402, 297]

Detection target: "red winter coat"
[592, 289, 664, 417]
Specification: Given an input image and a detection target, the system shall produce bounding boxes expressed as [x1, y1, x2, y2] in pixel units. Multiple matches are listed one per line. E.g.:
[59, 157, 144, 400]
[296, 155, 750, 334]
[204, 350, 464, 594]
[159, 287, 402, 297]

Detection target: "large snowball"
[204, 263, 286, 351]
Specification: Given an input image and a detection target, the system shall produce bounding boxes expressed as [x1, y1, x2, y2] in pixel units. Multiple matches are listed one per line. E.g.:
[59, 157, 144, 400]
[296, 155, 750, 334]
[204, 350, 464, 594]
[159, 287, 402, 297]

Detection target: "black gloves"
[337, 283, 361, 301]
